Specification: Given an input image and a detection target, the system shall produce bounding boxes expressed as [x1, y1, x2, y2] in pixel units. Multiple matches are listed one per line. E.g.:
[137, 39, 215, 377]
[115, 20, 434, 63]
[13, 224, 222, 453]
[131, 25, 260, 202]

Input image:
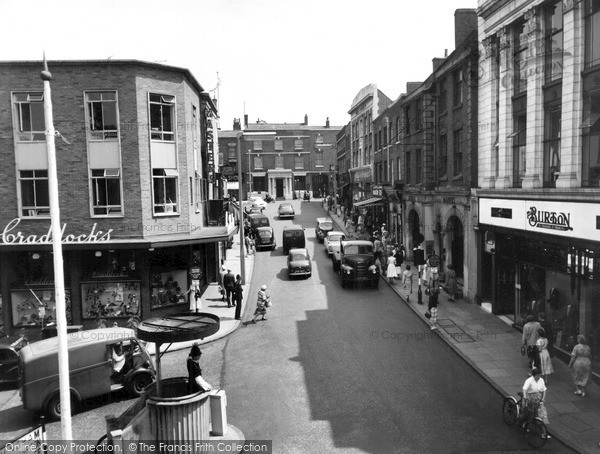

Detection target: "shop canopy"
[354, 197, 384, 208]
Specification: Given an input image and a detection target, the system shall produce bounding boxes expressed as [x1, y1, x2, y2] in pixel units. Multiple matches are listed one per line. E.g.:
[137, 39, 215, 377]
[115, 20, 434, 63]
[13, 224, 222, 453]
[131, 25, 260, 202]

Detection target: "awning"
[354, 197, 383, 208]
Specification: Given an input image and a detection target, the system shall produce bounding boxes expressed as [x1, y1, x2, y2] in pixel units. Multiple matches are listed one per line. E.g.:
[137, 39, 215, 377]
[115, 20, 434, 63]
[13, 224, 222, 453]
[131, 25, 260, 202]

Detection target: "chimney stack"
[244, 114, 248, 128]
[233, 118, 241, 130]
[326, 117, 330, 128]
[304, 114, 308, 125]
[454, 9, 477, 48]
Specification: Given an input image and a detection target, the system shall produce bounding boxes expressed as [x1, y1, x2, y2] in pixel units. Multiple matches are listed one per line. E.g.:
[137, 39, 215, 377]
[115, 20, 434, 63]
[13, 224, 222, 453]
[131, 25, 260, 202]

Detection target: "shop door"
[276, 179, 284, 198]
[496, 257, 515, 316]
[449, 216, 464, 278]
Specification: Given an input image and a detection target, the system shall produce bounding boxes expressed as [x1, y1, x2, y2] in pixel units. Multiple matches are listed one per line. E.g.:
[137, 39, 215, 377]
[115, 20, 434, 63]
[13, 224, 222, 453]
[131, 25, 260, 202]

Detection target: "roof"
[283, 225, 304, 231]
[316, 217, 333, 222]
[341, 240, 373, 246]
[244, 123, 343, 132]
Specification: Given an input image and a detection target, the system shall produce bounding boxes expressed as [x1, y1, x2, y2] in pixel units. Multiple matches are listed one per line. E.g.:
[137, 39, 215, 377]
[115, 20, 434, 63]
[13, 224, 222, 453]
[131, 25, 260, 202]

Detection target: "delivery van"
[282, 225, 306, 254]
[19, 327, 155, 420]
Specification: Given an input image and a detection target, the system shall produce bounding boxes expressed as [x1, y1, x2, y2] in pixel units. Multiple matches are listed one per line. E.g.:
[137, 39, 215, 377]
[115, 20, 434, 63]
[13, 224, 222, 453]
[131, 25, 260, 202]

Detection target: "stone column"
[479, 35, 498, 188]
[557, 0, 584, 188]
[496, 26, 514, 189]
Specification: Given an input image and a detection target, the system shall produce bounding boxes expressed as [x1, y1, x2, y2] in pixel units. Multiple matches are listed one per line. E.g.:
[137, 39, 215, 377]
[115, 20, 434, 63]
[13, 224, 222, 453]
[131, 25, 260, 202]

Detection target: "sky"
[1, 0, 478, 130]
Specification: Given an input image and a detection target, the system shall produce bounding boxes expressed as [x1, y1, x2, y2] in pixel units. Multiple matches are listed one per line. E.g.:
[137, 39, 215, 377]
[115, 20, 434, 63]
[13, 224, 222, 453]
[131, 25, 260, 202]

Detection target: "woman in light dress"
[536, 328, 554, 384]
[569, 335, 592, 397]
[386, 251, 398, 281]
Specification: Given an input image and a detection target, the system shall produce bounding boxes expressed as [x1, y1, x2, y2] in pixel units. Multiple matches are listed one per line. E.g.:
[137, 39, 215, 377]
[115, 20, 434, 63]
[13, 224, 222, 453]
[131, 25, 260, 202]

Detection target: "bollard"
[209, 389, 227, 436]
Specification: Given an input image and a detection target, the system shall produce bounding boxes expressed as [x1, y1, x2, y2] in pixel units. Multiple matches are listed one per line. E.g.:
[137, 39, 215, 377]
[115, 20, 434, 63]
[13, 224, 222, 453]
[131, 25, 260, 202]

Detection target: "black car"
[287, 248, 312, 279]
[0, 335, 26, 384]
[255, 226, 276, 251]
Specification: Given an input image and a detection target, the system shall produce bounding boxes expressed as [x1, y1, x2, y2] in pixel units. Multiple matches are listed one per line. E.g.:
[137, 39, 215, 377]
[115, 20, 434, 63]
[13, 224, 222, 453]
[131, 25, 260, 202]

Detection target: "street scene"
[1, 0, 600, 452]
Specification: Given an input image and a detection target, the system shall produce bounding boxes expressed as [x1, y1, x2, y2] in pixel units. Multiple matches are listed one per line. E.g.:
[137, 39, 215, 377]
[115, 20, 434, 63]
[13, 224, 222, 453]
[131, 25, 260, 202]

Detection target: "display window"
[82, 281, 140, 319]
[12, 288, 72, 327]
[151, 270, 188, 308]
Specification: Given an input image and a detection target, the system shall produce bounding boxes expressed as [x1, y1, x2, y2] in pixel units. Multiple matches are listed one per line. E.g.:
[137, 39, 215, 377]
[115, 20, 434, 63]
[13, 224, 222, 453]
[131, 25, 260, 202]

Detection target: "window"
[453, 70, 463, 106]
[254, 156, 263, 169]
[511, 114, 527, 187]
[514, 22, 528, 95]
[294, 139, 303, 150]
[91, 169, 122, 216]
[149, 94, 175, 141]
[86, 92, 118, 140]
[439, 134, 448, 178]
[275, 155, 284, 168]
[404, 106, 411, 135]
[406, 151, 411, 183]
[397, 157, 401, 182]
[543, 106, 561, 187]
[545, 1, 564, 82]
[152, 169, 178, 214]
[228, 146, 237, 163]
[19, 170, 49, 217]
[415, 100, 422, 130]
[316, 134, 323, 144]
[13, 92, 45, 141]
[585, 0, 600, 68]
[275, 139, 283, 151]
[582, 93, 600, 186]
[395, 117, 401, 142]
[383, 125, 388, 144]
[439, 79, 447, 113]
[253, 140, 262, 151]
[415, 149, 422, 184]
[315, 150, 323, 166]
[295, 156, 304, 169]
[453, 129, 463, 175]
[194, 171, 207, 211]
[383, 160, 388, 183]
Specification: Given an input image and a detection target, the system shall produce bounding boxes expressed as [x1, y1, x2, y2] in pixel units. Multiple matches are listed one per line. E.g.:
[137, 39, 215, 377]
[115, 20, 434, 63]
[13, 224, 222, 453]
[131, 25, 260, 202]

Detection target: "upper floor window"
[91, 169, 122, 216]
[453, 129, 463, 175]
[439, 134, 448, 178]
[453, 70, 463, 106]
[253, 140, 263, 151]
[406, 151, 411, 183]
[543, 106, 562, 187]
[545, 1, 564, 82]
[415, 149, 422, 184]
[395, 117, 401, 141]
[315, 134, 323, 144]
[315, 150, 323, 166]
[274, 139, 283, 151]
[13, 92, 45, 141]
[19, 170, 49, 217]
[295, 155, 304, 169]
[228, 146, 237, 162]
[404, 106, 411, 135]
[86, 91, 118, 140]
[582, 93, 600, 186]
[585, 0, 600, 69]
[415, 100, 423, 130]
[511, 113, 527, 187]
[275, 155, 284, 168]
[149, 94, 175, 141]
[152, 169, 178, 214]
[439, 79, 448, 113]
[253, 156, 263, 169]
[514, 22, 528, 95]
[294, 139, 304, 150]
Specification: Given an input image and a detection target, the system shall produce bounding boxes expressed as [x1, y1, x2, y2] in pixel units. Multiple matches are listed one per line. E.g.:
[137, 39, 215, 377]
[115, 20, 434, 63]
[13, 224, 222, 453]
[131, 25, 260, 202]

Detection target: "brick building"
[0, 60, 234, 337]
[475, 0, 600, 369]
[219, 115, 341, 200]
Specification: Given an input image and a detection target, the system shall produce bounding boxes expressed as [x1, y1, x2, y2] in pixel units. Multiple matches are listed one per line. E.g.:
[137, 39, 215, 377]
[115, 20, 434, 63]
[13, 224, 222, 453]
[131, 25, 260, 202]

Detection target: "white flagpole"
[41, 55, 72, 439]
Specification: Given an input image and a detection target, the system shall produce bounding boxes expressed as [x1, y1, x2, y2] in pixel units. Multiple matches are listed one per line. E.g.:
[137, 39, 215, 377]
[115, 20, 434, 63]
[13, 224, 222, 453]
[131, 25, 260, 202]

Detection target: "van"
[282, 225, 305, 254]
[19, 327, 155, 420]
[247, 213, 270, 236]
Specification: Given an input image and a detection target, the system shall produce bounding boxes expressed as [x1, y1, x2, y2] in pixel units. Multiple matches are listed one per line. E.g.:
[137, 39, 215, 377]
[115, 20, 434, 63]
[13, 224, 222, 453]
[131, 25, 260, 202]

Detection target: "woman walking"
[569, 335, 592, 397]
[536, 328, 554, 384]
[386, 251, 398, 282]
[251, 284, 271, 323]
[427, 288, 439, 330]
[446, 264, 458, 302]
[402, 264, 414, 300]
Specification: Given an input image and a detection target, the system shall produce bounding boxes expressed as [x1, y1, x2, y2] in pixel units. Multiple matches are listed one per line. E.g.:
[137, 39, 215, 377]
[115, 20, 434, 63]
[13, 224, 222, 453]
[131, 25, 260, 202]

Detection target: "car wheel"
[45, 392, 79, 421]
[127, 372, 153, 397]
[373, 280, 380, 289]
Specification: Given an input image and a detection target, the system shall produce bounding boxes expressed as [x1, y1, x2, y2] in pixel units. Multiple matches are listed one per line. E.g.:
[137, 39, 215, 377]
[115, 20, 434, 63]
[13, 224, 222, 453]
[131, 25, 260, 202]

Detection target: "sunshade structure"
[136, 313, 220, 396]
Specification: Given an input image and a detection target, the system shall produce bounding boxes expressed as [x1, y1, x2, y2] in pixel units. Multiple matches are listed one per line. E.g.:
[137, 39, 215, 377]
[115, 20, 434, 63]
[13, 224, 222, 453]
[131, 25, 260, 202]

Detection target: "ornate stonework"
[562, 0, 578, 13]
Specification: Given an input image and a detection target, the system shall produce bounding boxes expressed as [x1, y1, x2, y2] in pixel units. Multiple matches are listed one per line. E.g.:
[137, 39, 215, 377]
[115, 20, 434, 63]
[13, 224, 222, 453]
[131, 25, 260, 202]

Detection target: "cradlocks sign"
[1, 218, 113, 245]
[526, 206, 573, 231]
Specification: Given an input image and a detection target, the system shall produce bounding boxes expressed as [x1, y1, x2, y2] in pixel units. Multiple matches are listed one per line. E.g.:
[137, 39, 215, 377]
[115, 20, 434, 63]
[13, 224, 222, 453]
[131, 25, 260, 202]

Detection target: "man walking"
[223, 269, 236, 307]
[233, 274, 243, 320]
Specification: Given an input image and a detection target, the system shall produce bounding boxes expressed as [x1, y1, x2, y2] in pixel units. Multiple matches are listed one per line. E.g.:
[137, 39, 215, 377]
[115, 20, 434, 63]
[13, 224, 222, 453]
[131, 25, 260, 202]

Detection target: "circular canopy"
[136, 313, 220, 344]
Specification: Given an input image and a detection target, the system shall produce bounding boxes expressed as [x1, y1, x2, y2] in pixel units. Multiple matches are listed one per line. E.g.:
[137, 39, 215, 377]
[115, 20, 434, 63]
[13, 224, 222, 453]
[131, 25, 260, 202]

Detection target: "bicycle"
[502, 391, 549, 449]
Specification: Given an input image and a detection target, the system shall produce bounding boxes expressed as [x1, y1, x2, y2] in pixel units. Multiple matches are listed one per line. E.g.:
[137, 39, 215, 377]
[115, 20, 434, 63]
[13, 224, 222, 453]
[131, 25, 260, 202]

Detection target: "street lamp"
[247, 149, 252, 196]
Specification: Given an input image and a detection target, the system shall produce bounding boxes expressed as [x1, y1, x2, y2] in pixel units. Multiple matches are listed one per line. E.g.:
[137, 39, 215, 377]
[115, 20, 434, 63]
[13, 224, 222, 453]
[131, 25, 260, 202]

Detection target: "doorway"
[276, 179, 284, 198]
[447, 216, 464, 278]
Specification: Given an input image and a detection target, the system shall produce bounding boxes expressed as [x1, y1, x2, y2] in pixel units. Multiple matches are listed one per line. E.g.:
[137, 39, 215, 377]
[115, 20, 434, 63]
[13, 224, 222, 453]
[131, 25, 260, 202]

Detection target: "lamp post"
[237, 138, 245, 284]
[247, 150, 252, 196]
[41, 56, 72, 438]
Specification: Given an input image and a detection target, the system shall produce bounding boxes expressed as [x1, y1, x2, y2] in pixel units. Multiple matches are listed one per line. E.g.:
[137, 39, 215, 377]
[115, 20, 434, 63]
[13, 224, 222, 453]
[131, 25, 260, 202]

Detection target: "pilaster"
[496, 26, 513, 189]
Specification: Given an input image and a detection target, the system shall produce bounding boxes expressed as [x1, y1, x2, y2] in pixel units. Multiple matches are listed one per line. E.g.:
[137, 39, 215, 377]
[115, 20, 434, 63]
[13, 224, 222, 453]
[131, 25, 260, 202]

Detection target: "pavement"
[324, 205, 600, 454]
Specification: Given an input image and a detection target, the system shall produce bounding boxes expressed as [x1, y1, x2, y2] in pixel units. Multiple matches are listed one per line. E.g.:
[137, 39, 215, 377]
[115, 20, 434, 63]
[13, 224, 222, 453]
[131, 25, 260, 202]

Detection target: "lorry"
[339, 240, 380, 289]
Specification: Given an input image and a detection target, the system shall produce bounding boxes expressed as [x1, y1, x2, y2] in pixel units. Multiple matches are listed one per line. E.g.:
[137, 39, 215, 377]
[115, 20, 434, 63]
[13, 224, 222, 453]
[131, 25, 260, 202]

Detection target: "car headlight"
[368, 265, 376, 271]
[345, 269, 351, 275]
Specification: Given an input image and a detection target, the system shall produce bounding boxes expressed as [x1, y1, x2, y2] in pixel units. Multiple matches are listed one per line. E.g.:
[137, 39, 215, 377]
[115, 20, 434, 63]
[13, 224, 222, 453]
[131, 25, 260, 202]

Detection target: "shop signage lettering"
[526, 206, 573, 231]
[1, 218, 113, 245]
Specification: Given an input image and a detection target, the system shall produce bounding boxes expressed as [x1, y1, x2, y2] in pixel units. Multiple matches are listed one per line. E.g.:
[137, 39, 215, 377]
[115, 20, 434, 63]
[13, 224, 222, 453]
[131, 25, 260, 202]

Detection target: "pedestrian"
[251, 284, 271, 323]
[218, 265, 226, 301]
[345, 217, 354, 235]
[427, 288, 439, 330]
[522, 315, 542, 368]
[568, 335, 592, 397]
[233, 274, 243, 320]
[386, 252, 398, 282]
[521, 368, 549, 425]
[186, 343, 211, 394]
[426, 255, 439, 289]
[536, 328, 554, 384]
[402, 264, 414, 297]
[445, 264, 458, 302]
[250, 235, 256, 255]
[189, 285, 202, 312]
[538, 312, 554, 357]
[244, 233, 252, 257]
[373, 234, 383, 267]
[223, 269, 235, 307]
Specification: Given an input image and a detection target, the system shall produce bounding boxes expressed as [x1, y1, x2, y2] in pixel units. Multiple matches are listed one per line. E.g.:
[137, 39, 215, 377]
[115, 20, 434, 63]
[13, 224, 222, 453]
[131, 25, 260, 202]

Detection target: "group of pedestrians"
[219, 267, 244, 320]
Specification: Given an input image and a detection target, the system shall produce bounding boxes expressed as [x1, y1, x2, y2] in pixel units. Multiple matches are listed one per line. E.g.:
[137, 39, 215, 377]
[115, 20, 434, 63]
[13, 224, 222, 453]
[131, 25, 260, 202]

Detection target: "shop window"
[19, 170, 50, 217]
[149, 93, 175, 141]
[91, 169, 122, 216]
[85, 91, 118, 140]
[13, 92, 45, 141]
[152, 169, 178, 214]
[582, 93, 600, 186]
[12, 288, 72, 328]
[82, 282, 140, 319]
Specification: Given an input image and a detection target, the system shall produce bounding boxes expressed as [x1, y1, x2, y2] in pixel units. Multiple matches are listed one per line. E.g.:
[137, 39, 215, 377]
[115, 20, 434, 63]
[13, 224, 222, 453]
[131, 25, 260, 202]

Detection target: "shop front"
[478, 197, 600, 371]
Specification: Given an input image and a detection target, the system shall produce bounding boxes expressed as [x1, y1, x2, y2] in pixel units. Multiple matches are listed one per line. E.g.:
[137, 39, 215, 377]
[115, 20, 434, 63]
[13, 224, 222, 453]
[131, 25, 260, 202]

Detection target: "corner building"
[0, 60, 234, 338]
[476, 0, 600, 370]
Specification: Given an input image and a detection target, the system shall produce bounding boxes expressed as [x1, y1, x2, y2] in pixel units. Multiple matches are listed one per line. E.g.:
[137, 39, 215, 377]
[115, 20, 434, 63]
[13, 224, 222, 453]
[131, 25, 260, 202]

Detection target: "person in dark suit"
[233, 274, 243, 320]
[223, 269, 235, 307]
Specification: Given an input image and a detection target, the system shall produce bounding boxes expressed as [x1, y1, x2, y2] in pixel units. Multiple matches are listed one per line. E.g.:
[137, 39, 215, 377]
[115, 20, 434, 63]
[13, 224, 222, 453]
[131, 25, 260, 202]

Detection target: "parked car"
[0, 335, 27, 385]
[339, 240, 379, 288]
[315, 217, 334, 243]
[247, 213, 270, 237]
[19, 327, 155, 420]
[255, 226, 276, 251]
[324, 231, 346, 256]
[244, 205, 264, 215]
[248, 196, 267, 209]
[287, 248, 312, 279]
[277, 202, 295, 219]
[283, 225, 306, 254]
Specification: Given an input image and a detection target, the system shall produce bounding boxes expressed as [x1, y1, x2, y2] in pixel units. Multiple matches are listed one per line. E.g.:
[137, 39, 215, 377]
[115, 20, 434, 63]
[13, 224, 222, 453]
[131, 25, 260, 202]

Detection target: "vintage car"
[325, 231, 347, 272]
[248, 196, 267, 209]
[277, 202, 295, 219]
[282, 225, 306, 254]
[255, 226, 276, 251]
[287, 248, 312, 279]
[246, 213, 270, 237]
[339, 240, 380, 288]
[324, 230, 346, 255]
[0, 335, 27, 384]
[315, 217, 334, 243]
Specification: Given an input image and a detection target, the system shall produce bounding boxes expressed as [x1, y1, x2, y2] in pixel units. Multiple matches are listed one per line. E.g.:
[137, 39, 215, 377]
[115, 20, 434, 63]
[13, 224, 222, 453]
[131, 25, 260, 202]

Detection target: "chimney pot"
[304, 114, 308, 125]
